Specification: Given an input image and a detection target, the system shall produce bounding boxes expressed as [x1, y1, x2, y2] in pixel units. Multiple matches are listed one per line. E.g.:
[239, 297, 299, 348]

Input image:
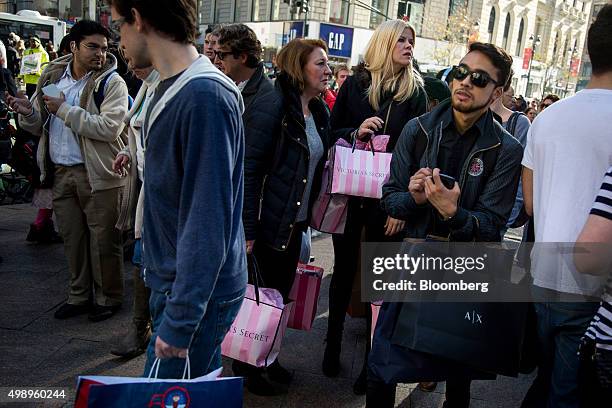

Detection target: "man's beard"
[452, 94, 494, 114]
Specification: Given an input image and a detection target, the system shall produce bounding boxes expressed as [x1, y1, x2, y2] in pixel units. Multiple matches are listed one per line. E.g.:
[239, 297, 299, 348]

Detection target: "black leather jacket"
[382, 99, 523, 242]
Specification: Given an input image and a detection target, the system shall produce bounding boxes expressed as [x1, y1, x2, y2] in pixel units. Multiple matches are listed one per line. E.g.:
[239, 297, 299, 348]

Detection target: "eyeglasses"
[81, 43, 108, 53]
[213, 50, 234, 61]
[451, 64, 500, 88]
[540, 102, 552, 109]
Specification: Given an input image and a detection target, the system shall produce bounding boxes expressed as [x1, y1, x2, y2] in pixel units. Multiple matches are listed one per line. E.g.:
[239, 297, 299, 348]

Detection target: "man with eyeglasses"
[7, 20, 129, 322]
[371, 42, 523, 408]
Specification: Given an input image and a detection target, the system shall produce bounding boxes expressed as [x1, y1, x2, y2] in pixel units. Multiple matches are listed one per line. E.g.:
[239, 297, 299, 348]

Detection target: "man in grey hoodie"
[108, 0, 247, 378]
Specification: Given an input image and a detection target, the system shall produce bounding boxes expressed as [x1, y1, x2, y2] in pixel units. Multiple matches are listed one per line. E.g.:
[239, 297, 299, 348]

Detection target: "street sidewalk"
[0, 203, 534, 407]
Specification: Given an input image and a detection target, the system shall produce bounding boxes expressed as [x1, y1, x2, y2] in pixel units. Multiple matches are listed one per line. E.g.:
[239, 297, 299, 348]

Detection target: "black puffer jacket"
[382, 99, 524, 242]
[243, 72, 332, 250]
[331, 63, 427, 152]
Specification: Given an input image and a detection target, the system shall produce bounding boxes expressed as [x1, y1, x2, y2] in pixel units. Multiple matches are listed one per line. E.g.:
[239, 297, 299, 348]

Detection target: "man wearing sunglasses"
[372, 42, 523, 408]
[538, 93, 559, 112]
[7, 20, 129, 323]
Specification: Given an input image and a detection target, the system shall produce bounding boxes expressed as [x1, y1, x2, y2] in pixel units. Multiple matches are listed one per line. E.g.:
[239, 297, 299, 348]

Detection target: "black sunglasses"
[213, 50, 234, 61]
[451, 65, 500, 88]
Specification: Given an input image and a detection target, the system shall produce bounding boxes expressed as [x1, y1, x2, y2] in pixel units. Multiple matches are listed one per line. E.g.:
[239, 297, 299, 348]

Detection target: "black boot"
[233, 361, 287, 396]
[353, 363, 367, 395]
[110, 321, 151, 358]
[267, 359, 293, 385]
[322, 333, 342, 377]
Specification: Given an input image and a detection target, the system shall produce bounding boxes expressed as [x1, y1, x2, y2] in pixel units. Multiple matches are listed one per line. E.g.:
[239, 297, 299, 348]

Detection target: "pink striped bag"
[221, 284, 292, 367]
[310, 159, 349, 234]
[287, 264, 324, 331]
[330, 137, 392, 199]
[370, 301, 383, 342]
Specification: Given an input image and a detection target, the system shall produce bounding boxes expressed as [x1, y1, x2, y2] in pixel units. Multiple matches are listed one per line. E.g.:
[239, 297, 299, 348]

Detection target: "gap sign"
[319, 23, 353, 59]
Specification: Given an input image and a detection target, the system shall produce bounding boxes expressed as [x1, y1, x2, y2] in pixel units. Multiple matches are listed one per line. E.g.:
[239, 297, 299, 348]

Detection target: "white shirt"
[522, 89, 612, 295]
[48, 64, 91, 166]
[130, 70, 158, 181]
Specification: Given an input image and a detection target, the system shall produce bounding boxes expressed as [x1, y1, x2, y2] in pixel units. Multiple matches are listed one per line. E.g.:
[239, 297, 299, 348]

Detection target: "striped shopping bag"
[330, 140, 392, 199]
[220, 283, 293, 367]
[287, 264, 324, 331]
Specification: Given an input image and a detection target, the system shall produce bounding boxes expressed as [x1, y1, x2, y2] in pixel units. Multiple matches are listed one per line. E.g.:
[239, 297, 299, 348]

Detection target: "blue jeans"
[521, 301, 599, 408]
[143, 287, 245, 379]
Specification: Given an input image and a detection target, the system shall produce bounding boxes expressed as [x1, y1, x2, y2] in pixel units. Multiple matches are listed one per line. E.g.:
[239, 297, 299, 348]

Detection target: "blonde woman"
[324, 19, 427, 394]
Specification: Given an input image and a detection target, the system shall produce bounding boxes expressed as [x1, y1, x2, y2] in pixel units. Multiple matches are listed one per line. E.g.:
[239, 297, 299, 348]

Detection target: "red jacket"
[323, 88, 337, 111]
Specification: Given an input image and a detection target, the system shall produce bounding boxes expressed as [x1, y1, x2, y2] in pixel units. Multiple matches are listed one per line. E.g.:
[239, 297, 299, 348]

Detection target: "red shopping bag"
[287, 263, 324, 330]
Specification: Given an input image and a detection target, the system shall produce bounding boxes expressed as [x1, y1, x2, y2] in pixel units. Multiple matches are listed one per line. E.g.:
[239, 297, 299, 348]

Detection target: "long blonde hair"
[364, 20, 423, 111]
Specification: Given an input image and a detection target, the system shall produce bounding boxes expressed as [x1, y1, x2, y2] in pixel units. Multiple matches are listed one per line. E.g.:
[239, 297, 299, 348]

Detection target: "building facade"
[197, 0, 592, 97]
[0, 0, 97, 20]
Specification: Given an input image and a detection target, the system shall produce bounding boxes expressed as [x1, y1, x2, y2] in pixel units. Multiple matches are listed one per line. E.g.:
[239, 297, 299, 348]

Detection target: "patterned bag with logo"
[330, 136, 392, 199]
[391, 301, 528, 376]
[221, 283, 293, 367]
[75, 364, 242, 407]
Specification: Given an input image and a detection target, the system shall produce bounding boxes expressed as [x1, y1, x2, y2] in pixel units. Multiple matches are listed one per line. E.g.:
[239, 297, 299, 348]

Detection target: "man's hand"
[155, 336, 188, 359]
[42, 92, 66, 115]
[409, 167, 432, 205]
[424, 168, 460, 220]
[357, 116, 384, 140]
[6, 91, 33, 116]
[112, 154, 129, 176]
[246, 240, 255, 254]
[384, 216, 405, 236]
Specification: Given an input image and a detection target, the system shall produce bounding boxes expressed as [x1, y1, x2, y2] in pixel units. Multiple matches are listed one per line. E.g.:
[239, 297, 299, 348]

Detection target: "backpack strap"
[93, 71, 117, 112]
[507, 112, 524, 137]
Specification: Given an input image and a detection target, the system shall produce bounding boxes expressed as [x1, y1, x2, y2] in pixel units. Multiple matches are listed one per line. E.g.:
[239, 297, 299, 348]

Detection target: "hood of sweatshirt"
[145, 55, 244, 135]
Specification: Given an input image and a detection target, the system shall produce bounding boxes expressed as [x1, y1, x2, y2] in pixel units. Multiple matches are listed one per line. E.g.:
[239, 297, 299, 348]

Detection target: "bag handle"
[248, 254, 265, 305]
[147, 355, 191, 380]
[351, 134, 376, 156]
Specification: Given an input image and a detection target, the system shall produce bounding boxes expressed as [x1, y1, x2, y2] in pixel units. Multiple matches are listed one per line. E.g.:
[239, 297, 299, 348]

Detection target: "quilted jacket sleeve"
[242, 88, 283, 241]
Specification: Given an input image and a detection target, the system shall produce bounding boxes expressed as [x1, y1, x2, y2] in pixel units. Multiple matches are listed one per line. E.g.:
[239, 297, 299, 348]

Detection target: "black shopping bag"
[391, 301, 528, 377]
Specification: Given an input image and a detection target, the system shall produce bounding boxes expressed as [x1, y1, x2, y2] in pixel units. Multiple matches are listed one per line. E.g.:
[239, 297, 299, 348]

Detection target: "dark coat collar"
[419, 99, 503, 150]
[275, 72, 329, 131]
[242, 62, 266, 99]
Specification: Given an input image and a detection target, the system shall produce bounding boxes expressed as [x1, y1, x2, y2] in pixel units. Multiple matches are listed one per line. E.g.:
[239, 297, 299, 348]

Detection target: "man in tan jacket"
[7, 20, 129, 322]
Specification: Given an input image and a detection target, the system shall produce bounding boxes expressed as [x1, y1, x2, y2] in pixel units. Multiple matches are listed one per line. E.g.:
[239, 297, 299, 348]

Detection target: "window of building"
[502, 13, 511, 50]
[448, 0, 467, 16]
[370, 0, 390, 30]
[252, 0, 271, 22]
[487, 7, 496, 43]
[397, 0, 424, 35]
[330, 0, 350, 25]
[515, 18, 525, 56]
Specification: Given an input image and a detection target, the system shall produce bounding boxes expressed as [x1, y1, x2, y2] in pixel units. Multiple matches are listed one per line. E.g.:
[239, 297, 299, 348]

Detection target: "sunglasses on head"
[451, 65, 500, 88]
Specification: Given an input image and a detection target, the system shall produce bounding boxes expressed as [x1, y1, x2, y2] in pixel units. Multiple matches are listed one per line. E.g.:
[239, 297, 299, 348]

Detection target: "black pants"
[251, 223, 305, 302]
[366, 378, 472, 408]
[328, 198, 393, 337]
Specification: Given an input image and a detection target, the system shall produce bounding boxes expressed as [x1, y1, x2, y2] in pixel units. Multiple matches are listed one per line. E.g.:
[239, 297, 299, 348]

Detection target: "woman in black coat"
[323, 19, 428, 393]
[236, 38, 333, 396]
